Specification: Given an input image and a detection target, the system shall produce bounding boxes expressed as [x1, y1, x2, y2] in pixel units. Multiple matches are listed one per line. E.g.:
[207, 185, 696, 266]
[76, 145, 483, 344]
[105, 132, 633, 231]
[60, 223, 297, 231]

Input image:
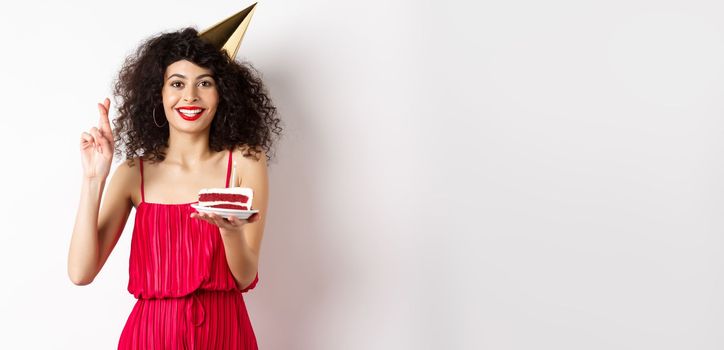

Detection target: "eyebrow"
[166, 73, 214, 81]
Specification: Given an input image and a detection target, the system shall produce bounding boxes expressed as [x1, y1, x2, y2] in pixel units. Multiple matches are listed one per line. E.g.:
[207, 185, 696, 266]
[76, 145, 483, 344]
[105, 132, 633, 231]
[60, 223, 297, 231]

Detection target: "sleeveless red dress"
[118, 150, 259, 349]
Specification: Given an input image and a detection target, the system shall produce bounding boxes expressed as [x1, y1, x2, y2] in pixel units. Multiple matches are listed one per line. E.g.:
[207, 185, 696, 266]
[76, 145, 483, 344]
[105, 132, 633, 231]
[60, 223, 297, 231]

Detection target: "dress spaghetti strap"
[225, 149, 233, 188]
[139, 158, 145, 203]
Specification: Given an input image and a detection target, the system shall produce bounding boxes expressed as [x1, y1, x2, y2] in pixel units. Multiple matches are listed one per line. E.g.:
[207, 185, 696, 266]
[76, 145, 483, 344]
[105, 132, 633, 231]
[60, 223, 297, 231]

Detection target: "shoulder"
[115, 157, 142, 177]
[232, 146, 268, 186]
[110, 158, 137, 180]
[109, 158, 142, 198]
[233, 145, 268, 168]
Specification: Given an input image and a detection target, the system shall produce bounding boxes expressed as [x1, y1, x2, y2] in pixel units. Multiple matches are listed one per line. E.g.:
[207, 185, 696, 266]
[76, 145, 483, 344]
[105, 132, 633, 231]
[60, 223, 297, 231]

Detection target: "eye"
[170, 81, 183, 88]
[199, 80, 214, 87]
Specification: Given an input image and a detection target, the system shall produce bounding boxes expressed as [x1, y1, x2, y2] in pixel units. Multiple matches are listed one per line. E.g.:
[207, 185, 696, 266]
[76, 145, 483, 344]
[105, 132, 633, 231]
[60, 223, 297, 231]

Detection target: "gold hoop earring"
[153, 106, 167, 128]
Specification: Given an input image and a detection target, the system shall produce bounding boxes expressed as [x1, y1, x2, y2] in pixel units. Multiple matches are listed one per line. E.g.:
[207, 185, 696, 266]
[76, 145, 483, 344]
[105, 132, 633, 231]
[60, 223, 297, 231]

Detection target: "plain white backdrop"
[1, 0, 724, 349]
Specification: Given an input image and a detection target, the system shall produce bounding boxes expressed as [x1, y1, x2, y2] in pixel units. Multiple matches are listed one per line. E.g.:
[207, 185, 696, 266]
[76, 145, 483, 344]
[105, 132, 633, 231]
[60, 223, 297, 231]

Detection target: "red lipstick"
[175, 106, 205, 121]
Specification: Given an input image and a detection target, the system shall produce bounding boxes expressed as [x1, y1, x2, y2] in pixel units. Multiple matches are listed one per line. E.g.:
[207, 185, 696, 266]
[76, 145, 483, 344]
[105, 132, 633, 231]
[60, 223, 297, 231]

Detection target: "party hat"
[198, 3, 258, 60]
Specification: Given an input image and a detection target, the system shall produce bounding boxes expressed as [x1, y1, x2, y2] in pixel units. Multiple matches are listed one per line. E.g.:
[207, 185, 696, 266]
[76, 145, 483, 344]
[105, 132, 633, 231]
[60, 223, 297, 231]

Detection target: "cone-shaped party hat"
[198, 3, 257, 60]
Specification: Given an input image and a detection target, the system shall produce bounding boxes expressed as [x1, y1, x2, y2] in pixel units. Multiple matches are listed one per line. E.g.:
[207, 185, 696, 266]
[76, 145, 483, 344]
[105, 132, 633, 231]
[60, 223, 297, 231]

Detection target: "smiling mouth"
[175, 108, 205, 121]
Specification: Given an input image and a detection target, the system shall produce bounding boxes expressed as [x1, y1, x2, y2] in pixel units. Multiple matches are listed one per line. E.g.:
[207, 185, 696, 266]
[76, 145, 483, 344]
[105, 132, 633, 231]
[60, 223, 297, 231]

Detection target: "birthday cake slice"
[197, 187, 254, 210]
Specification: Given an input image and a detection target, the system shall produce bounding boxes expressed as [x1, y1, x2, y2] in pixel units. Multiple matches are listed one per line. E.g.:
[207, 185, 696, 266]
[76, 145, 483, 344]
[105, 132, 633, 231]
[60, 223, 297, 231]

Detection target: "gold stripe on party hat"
[198, 3, 258, 60]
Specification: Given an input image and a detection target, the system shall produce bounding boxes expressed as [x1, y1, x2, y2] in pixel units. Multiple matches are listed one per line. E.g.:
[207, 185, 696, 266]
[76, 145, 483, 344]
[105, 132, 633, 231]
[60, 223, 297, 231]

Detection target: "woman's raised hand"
[80, 98, 115, 180]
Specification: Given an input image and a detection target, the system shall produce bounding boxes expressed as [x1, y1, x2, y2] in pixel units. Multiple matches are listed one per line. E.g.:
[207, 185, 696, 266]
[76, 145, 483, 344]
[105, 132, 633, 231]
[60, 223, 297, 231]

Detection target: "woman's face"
[161, 59, 219, 131]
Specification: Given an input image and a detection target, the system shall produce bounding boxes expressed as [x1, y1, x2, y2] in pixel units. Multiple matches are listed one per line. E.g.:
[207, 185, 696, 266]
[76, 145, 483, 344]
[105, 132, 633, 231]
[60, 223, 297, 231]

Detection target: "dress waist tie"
[184, 292, 206, 350]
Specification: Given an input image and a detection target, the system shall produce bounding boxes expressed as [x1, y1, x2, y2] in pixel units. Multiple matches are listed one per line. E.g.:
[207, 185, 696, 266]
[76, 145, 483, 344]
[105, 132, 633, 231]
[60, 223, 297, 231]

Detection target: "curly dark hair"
[112, 27, 281, 164]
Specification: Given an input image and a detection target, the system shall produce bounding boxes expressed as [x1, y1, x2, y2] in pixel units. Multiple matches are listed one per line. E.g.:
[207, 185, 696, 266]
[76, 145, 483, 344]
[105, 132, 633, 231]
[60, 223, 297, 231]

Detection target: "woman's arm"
[67, 161, 133, 285]
[192, 149, 269, 289]
[223, 150, 269, 289]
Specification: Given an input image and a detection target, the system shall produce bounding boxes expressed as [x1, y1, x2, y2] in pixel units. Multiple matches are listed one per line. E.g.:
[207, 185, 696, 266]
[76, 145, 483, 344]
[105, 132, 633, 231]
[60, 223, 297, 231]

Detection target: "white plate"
[191, 203, 259, 220]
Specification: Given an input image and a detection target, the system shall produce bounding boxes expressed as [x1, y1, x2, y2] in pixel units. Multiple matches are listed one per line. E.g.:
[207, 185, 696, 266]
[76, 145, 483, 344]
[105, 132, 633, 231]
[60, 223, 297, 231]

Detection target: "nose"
[183, 87, 199, 103]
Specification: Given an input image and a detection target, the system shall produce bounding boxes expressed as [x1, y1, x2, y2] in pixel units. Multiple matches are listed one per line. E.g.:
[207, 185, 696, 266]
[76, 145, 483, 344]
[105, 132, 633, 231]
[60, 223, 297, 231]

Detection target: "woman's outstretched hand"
[80, 98, 115, 180]
[191, 212, 260, 235]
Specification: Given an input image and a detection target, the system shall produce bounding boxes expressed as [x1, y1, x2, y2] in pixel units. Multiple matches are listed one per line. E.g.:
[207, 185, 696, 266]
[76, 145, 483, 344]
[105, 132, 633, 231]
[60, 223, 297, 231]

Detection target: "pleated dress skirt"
[118, 289, 257, 349]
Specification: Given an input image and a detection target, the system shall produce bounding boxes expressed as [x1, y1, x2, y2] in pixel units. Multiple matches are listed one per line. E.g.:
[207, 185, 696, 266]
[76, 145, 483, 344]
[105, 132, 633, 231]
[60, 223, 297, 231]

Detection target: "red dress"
[118, 150, 259, 349]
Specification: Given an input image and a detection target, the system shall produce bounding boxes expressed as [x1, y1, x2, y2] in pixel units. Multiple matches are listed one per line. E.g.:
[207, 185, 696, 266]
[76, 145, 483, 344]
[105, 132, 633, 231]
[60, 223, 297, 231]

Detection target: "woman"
[67, 27, 281, 349]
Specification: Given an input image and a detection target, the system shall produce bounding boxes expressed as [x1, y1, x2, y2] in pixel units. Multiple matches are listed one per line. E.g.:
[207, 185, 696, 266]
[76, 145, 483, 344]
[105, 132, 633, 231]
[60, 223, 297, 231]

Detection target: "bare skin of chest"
[131, 151, 238, 207]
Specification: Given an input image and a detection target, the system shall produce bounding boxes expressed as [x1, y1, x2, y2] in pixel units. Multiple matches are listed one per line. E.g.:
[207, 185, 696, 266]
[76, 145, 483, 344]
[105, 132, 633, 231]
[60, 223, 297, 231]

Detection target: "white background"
[1, 0, 723, 349]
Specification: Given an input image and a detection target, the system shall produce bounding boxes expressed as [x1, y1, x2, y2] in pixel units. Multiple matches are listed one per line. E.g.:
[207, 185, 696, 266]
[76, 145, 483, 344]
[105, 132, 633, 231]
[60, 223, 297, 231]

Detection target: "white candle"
[231, 160, 237, 187]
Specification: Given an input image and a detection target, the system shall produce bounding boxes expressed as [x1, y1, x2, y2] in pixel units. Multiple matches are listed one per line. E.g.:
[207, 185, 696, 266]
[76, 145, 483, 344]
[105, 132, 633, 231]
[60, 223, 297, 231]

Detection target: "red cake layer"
[207, 204, 249, 210]
[199, 193, 249, 203]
